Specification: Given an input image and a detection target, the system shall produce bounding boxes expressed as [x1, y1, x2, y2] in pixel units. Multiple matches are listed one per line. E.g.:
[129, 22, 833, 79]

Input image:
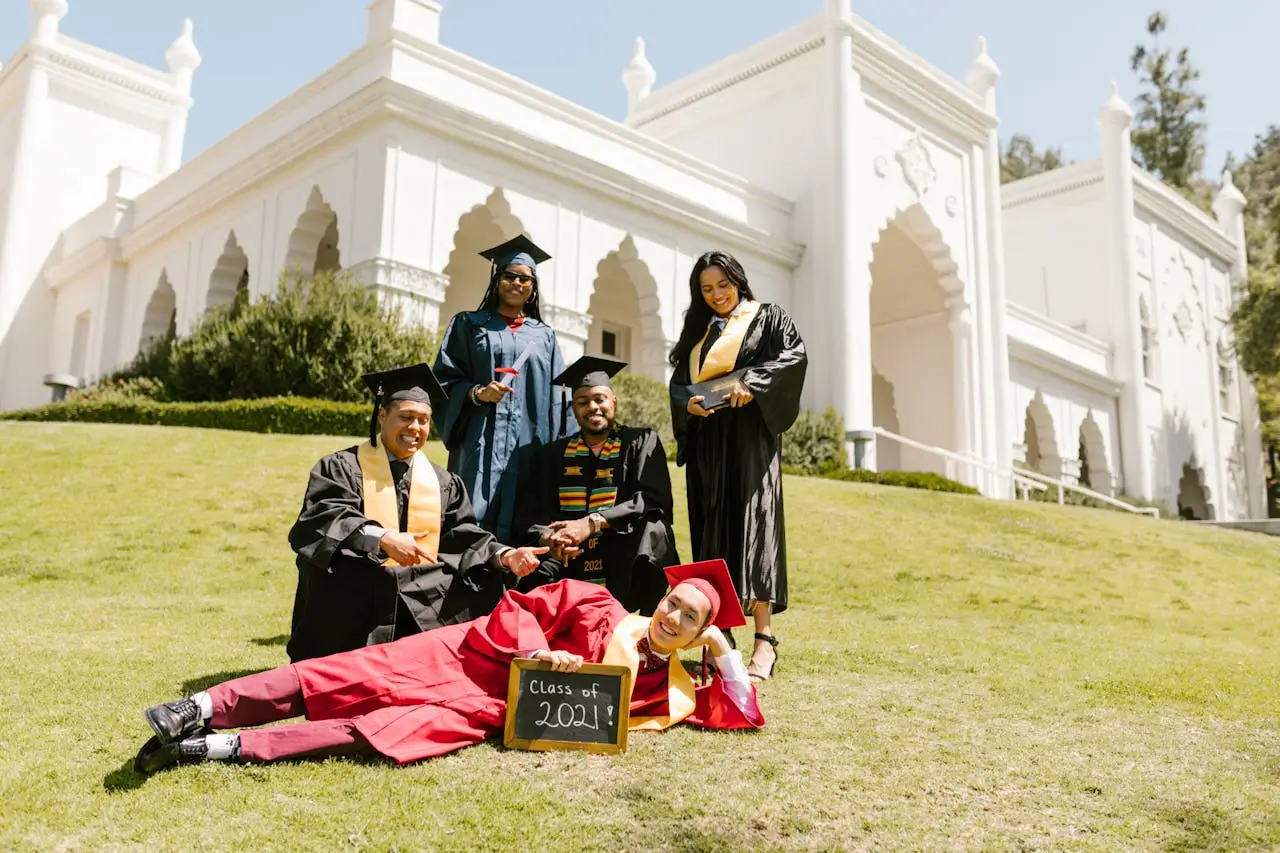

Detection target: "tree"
[1129, 11, 1208, 192]
[999, 134, 1067, 184]
[110, 268, 438, 403]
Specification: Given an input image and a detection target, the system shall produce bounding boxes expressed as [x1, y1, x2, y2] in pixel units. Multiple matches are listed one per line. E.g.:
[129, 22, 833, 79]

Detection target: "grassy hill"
[1, 420, 1279, 851]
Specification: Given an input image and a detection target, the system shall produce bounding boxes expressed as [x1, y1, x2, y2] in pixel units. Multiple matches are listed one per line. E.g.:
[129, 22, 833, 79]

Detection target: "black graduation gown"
[668, 303, 808, 614]
[286, 446, 509, 663]
[513, 426, 678, 614]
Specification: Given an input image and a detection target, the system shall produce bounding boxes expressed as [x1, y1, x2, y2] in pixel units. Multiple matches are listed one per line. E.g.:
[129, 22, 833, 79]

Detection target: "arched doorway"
[140, 270, 177, 350]
[206, 231, 249, 316]
[439, 189, 524, 335]
[872, 370, 902, 471]
[1023, 391, 1061, 476]
[284, 186, 342, 279]
[1177, 463, 1212, 520]
[1077, 412, 1113, 495]
[586, 236, 665, 379]
[868, 204, 963, 476]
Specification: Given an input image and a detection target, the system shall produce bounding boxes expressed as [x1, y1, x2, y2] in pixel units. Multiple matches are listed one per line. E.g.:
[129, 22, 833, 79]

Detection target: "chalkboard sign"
[503, 659, 633, 755]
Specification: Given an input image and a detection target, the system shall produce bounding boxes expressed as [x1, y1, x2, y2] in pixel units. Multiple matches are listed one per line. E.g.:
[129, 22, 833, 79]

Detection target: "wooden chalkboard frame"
[503, 659, 633, 755]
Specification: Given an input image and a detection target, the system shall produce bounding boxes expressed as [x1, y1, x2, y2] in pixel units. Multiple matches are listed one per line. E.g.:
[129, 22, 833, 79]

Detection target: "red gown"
[290, 579, 763, 764]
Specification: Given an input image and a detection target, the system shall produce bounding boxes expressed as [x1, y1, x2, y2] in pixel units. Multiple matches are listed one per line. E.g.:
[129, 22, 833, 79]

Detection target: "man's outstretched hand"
[501, 545, 549, 577]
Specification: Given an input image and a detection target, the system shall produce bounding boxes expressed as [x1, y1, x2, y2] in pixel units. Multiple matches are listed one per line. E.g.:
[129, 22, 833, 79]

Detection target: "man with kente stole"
[286, 363, 547, 663]
[133, 560, 762, 773]
[516, 355, 678, 614]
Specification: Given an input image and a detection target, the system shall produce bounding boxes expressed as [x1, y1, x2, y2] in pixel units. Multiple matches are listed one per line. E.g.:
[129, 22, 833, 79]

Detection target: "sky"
[1, 0, 1275, 176]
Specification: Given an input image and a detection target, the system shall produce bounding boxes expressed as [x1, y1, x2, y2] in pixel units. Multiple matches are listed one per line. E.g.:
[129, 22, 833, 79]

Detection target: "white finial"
[622, 37, 657, 115]
[1214, 170, 1247, 213]
[30, 0, 68, 45]
[1100, 80, 1132, 124]
[965, 36, 1000, 95]
[165, 19, 202, 94]
[826, 0, 852, 21]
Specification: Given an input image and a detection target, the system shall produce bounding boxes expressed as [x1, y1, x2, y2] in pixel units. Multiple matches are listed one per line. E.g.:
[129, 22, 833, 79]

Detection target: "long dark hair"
[477, 265, 543, 321]
[668, 250, 755, 368]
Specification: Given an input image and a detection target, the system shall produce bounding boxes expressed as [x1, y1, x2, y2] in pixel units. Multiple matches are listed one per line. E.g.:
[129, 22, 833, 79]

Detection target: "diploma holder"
[687, 369, 750, 411]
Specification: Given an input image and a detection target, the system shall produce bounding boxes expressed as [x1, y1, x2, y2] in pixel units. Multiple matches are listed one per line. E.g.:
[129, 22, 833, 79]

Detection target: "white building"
[0, 0, 1265, 519]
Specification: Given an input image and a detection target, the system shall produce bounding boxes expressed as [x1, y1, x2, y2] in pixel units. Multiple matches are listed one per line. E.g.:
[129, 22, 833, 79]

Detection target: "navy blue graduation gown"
[432, 309, 570, 541]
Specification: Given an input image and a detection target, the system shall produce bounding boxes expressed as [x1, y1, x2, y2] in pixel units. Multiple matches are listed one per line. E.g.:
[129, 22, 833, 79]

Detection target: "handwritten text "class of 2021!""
[527, 678, 616, 730]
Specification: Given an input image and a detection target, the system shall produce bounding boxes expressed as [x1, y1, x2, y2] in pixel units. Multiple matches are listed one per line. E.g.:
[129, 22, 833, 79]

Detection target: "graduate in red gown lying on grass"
[134, 559, 763, 773]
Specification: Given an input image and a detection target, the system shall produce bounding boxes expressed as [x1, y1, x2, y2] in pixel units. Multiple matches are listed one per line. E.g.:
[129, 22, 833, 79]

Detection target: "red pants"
[208, 666, 373, 763]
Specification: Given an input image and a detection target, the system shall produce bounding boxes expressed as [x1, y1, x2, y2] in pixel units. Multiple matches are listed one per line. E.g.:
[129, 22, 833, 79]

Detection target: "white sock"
[191, 691, 213, 722]
[205, 734, 239, 760]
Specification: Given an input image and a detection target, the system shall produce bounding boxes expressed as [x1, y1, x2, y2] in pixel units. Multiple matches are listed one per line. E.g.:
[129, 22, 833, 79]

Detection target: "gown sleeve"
[686, 650, 765, 730]
[431, 312, 482, 450]
[739, 304, 809, 436]
[287, 451, 377, 569]
[598, 428, 674, 531]
[435, 466, 507, 578]
[461, 580, 624, 664]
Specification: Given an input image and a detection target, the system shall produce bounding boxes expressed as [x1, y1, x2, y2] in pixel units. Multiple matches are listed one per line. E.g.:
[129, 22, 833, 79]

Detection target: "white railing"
[867, 427, 1048, 499]
[868, 426, 1160, 518]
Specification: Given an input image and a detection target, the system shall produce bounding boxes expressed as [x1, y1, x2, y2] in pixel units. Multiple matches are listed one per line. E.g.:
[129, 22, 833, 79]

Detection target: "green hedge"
[1, 396, 369, 437]
[785, 464, 980, 495]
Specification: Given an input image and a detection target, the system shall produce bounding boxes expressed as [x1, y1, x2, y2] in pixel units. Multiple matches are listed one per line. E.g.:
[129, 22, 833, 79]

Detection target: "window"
[1139, 296, 1155, 380]
[602, 329, 618, 357]
[1218, 340, 1234, 412]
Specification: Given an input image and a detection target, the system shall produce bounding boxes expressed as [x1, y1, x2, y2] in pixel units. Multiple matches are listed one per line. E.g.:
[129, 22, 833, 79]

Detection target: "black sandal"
[749, 632, 779, 681]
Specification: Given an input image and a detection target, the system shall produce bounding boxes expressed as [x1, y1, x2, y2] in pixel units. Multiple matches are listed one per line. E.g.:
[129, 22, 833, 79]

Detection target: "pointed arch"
[1177, 462, 1213, 520]
[140, 270, 177, 350]
[586, 235, 665, 380]
[206, 231, 249, 315]
[284, 186, 342, 279]
[439, 188, 525, 333]
[1077, 411, 1112, 495]
[872, 369, 901, 471]
[1023, 390, 1061, 476]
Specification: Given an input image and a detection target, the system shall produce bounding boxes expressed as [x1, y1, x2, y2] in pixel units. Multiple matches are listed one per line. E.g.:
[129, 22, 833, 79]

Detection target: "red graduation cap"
[663, 559, 746, 630]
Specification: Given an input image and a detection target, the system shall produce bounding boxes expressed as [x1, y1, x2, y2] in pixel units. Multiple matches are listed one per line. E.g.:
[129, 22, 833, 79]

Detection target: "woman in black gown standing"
[668, 250, 808, 681]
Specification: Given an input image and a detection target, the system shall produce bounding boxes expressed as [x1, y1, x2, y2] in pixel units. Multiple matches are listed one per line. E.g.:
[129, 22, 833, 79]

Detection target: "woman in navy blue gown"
[432, 235, 570, 542]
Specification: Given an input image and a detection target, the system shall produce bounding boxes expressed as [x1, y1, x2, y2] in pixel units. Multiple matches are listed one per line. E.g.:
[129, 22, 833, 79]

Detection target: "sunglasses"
[500, 271, 534, 286]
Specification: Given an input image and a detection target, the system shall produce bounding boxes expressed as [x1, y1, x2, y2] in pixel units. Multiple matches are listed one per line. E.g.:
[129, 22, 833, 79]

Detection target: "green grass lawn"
[2, 421, 1280, 851]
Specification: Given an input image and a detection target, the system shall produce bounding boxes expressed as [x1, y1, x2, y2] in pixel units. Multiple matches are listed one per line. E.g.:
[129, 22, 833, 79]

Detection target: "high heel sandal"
[748, 632, 779, 682]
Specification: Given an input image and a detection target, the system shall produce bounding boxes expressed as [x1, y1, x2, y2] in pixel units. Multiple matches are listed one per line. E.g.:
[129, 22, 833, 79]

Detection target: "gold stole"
[693, 299, 762, 383]
[602, 614, 696, 731]
[356, 439, 443, 565]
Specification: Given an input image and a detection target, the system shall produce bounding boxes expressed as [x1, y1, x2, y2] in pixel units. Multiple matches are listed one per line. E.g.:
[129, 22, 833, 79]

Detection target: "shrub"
[784, 464, 980, 495]
[612, 372, 676, 457]
[781, 407, 845, 474]
[101, 269, 437, 403]
[1, 397, 368, 437]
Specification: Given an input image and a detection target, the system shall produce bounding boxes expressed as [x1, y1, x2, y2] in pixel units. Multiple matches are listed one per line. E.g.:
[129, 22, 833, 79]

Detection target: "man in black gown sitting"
[515, 355, 678, 614]
[286, 362, 545, 663]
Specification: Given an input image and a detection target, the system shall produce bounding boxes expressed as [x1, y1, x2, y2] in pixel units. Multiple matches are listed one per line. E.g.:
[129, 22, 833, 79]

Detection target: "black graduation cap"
[361, 362, 446, 443]
[552, 355, 628, 391]
[478, 234, 552, 271]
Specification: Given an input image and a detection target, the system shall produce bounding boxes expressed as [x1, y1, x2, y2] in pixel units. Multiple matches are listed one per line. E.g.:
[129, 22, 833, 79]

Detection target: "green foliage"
[0, 396, 367, 437]
[999, 133, 1067, 184]
[781, 407, 846, 474]
[102, 269, 436, 403]
[1129, 11, 1208, 191]
[802, 466, 981, 495]
[611, 372, 675, 457]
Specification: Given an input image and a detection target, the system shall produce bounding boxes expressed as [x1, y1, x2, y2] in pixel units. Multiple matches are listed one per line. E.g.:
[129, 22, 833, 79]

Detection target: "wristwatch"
[588, 512, 605, 535]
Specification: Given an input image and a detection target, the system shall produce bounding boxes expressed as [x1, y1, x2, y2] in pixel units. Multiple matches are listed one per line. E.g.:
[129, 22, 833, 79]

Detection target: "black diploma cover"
[687, 369, 748, 410]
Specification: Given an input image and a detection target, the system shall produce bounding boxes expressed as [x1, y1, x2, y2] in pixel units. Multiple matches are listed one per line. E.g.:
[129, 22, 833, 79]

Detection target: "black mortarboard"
[552, 355, 628, 391]
[361, 362, 446, 443]
[478, 234, 552, 271]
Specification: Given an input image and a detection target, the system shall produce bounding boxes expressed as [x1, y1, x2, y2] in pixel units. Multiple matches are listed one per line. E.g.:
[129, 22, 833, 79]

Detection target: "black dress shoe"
[144, 697, 202, 744]
[133, 731, 209, 775]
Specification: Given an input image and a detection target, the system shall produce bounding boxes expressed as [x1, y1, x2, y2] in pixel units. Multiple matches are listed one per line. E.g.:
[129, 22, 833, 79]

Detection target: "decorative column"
[946, 293, 975, 484]
[367, 0, 442, 44]
[1099, 82, 1151, 499]
[965, 36, 1011, 496]
[161, 20, 201, 175]
[826, 0, 876, 468]
[1214, 171, 1266, 516]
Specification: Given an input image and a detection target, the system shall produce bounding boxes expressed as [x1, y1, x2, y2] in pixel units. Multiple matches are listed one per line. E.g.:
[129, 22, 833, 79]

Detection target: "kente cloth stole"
[602, 614, 696, 731]
[356, 439, 442, 565]
[693, 299, 762, 383]
[557, 430, 622, 515]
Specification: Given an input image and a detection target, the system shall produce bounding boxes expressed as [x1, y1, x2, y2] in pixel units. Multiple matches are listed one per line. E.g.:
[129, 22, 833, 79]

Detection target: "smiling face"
[647, 583, 713, 655]
[378, 399, 432, 459]
[571, 384, 616, 439]
[497, 264, 535, 314]
[698, 265, 740, 318]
